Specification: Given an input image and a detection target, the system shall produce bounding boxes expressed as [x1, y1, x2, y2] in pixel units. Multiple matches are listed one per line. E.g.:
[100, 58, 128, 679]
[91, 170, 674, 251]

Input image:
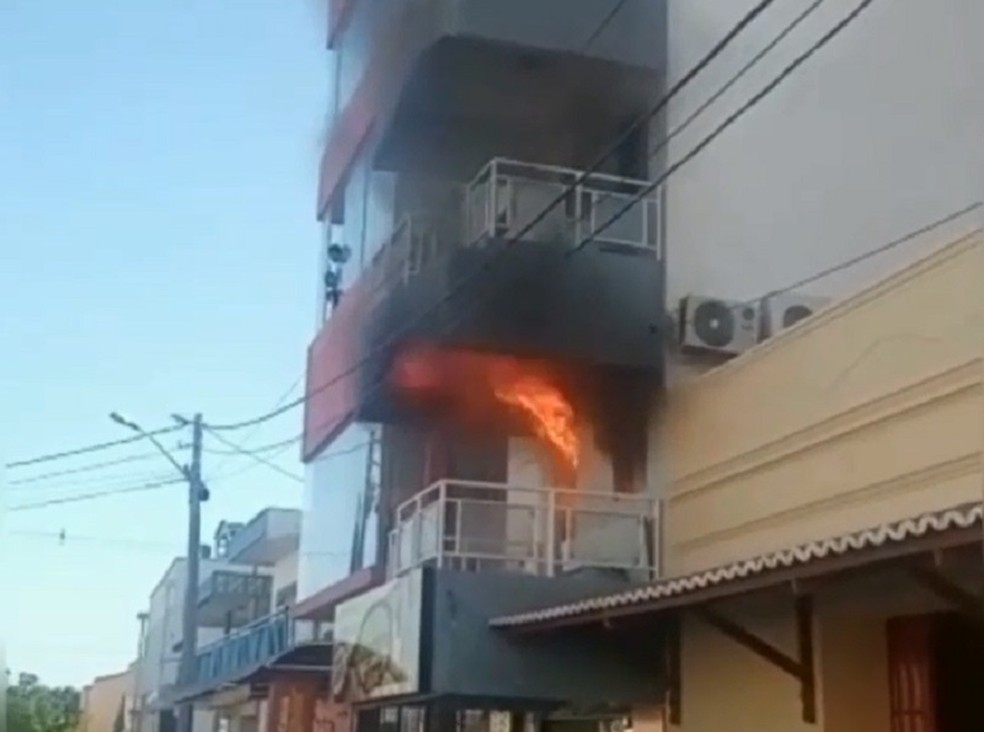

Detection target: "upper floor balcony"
[197, 570, 272, 628]
[318, 0, 665, 219]
[304, 158, 664, 457]
[223, 508, 301, 567]
[387, 479, 660, 580]
[330, 479, 664, 709]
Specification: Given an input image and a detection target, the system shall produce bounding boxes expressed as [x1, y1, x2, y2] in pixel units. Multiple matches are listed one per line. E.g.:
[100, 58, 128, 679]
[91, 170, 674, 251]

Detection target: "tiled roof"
[492, 502, 983, 629]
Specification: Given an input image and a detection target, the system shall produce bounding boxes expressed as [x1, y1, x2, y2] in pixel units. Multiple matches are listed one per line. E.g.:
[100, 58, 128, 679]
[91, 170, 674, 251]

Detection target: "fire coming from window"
[390, 344, 579, 480]
[489, 373, 578, 473]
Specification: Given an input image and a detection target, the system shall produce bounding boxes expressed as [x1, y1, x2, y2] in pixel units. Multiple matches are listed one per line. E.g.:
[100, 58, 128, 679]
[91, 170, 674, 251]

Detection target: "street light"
[110, 413, 186, 474]
[109, 413, 207, 500]
[109, 412, 206, 732]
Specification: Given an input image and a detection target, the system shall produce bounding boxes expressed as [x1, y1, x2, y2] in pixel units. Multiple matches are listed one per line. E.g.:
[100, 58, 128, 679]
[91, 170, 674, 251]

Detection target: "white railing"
[464, 158, 662, 254]
[365, 212, 460, 298]
[387, 479, 660, 580]
[352, 159, 660, 305]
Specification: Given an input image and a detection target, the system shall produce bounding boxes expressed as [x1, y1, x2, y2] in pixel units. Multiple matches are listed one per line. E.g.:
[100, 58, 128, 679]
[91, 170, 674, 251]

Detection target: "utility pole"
[109, 412, 206, 732]
[132, 612, 149, 732]
[176, 413, 204, 732]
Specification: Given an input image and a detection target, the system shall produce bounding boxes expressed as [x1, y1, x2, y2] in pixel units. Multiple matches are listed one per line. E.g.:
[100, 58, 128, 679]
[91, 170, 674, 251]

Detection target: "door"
[887, 615, 937, 732]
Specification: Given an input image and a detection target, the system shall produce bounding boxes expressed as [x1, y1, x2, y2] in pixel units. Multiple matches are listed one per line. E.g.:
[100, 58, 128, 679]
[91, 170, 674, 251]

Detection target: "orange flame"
[490, 373, 579, 477]
[390, 345, 580, 481]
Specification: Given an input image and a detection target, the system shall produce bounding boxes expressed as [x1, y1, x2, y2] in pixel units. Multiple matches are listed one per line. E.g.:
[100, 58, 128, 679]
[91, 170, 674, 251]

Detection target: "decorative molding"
[669, 358, 981, 498]
[670, 452, 981, 552]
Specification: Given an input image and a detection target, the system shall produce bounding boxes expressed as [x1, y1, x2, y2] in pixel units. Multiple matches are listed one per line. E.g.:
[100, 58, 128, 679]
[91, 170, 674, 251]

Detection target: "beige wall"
[668, 602, 895, 732]
[670, 604, 815, 732]
[658, 233, 984, 575]
[79, 669, 132, 732]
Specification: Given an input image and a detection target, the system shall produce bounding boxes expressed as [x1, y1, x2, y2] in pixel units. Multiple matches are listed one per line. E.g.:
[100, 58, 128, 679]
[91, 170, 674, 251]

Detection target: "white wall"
[298, 423, 372, 600]
[137, 558, 244, 704]
[271, 550, 299, 607]
[663, 0, 982, 307]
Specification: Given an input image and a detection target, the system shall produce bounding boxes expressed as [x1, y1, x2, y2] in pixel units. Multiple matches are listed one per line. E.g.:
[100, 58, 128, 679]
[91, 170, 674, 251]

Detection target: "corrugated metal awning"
[492, 502, 983, 630]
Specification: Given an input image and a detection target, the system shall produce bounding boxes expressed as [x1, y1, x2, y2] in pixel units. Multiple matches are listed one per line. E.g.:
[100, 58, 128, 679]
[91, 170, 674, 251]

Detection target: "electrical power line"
[4, 424, 184, 471]
[8, 529, 182, 551]
[205, 0, 784, 435]
[7, 469, 178, 494]
[578, 0, 830, 224]
[209, 375, 303, 475]
[576, 0, 879, 257]
[202, 427, 304, 484]
[8, 530, 353, 560]
[213, 434, 301, 455]
[7, 477, 187, 512]
[4, 438, 374, 513]
[5, 451, 170, 485]
[581, 0, 631, 52]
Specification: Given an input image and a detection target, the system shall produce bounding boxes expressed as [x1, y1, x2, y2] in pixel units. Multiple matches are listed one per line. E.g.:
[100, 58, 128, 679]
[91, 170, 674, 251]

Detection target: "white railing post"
[563, 508, 573, 566]
[546, 491, 556, 577]
[656, 195, 663, 258]
[641, 194, 649, 250]
[488, 161, 498, 240]
[653, 498, 662, 579]
[454, 496, 463, 563]
[413, 504, 422, 568]
[436, 480, 447, 568]
[590, 191, 599, 248]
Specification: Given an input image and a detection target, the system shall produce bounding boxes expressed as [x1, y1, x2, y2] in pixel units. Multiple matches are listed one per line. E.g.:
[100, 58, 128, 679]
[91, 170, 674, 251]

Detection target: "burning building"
[294, 0, 670, 728]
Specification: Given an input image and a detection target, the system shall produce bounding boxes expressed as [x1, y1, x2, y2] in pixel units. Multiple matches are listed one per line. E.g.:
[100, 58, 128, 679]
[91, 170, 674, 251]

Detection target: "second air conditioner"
[679, 295, 760, 356]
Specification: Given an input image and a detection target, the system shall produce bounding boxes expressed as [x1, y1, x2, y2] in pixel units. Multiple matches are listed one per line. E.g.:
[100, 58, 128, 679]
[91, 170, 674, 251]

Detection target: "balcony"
[386, 479, 659, 580]
[369, 158, 663, 368]
[330, 481, 663, 708]
[224, 508, 301, 566]
[174, 610, 331, 701]
[317, 0, 666, 218]
[304, 158, 664, 457]
[464, 159, 661, 252]
[197, 570, 272, 628]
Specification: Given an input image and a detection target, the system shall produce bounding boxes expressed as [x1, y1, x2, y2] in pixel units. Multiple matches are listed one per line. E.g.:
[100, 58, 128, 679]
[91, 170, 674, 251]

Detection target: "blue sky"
[1, 0, 328, 686]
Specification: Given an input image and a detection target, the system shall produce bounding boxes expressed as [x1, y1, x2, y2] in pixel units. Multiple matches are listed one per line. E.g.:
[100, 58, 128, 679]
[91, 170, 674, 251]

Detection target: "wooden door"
[887, 615, 938, 732]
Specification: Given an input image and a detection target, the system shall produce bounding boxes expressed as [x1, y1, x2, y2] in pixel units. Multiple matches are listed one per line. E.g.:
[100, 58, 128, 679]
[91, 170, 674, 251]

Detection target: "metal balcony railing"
[464, 158, 662, 254]
[386, 479, 660, 579]
[196, 570, 273, 628]
[192, 609, 321, 687]
[365, 211, 461, 297]
[352, 158, 661, 305]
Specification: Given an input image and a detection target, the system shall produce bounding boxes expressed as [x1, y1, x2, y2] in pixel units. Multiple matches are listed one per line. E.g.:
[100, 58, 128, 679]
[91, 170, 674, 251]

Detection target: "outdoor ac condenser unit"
[761, 293, 830, 338]
[679, 295, 760, 356]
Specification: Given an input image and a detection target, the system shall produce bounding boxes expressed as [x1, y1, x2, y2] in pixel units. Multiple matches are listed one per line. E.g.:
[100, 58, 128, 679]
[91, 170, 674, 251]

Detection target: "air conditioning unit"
[679, 295, 759, 356]
[761, 293, 830, 338]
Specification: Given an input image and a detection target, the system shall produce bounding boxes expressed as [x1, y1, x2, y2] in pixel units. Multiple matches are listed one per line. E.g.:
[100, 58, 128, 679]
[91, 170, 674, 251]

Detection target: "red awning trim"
[294, 566, 383, 621]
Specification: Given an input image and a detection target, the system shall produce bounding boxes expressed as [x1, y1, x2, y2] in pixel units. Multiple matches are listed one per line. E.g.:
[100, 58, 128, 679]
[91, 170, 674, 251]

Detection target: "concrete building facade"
[496, 231, 984, 732]
[79, 669, 134, 732]
[294, 0, 983, 731]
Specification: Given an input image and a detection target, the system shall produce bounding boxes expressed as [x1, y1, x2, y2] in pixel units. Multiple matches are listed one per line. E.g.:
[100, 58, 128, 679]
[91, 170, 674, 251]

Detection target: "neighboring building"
[134, 515, 292, 732]
[167, 509, 335, 732]
[495, 232, 984, 732]
[79, 669, 133, 732]
[296, 0, 981, 731]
